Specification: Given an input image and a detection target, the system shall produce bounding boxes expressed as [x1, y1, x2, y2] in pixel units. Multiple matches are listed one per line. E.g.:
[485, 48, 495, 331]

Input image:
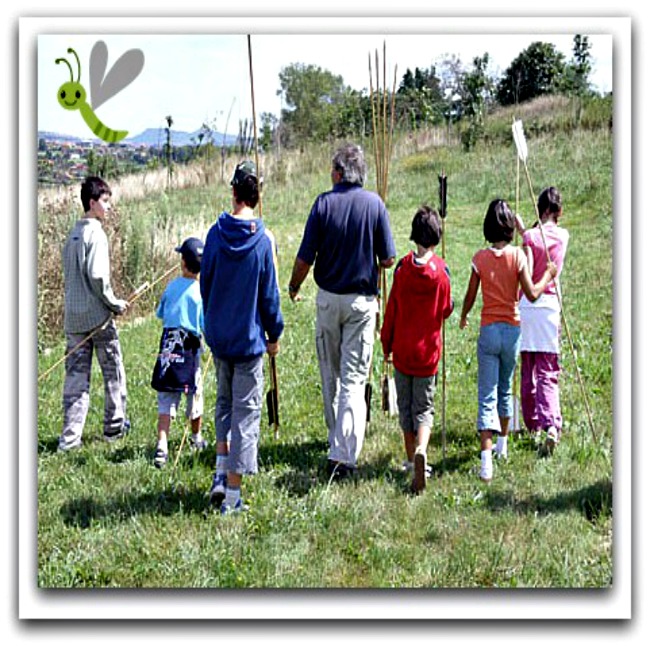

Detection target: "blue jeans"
[476, 323, 521, 433]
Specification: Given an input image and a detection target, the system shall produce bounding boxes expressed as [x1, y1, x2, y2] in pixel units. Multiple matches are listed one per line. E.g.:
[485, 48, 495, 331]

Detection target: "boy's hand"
[267, 341, 280, 356]
[116, 299, 129, 314]
[459, 315, 468, 329]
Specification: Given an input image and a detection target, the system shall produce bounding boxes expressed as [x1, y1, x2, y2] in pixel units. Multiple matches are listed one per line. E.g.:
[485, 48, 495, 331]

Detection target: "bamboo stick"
[39, 265, 177, 382]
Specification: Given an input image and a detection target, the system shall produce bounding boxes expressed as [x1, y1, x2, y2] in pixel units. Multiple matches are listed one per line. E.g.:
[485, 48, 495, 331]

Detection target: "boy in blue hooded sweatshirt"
[200, 161, 284, 514]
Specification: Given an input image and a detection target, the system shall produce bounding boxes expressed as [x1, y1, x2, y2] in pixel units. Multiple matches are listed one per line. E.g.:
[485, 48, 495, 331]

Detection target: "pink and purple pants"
[520, 351, 562, 433]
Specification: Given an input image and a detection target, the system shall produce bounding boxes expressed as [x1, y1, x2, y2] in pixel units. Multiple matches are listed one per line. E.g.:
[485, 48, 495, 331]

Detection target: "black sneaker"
[412, 450, 427, 494]
[327, 459, 355, 481]
[153, 446, 168, 469]
[190, 434, 207, 451]
[104, 419, 131, 443]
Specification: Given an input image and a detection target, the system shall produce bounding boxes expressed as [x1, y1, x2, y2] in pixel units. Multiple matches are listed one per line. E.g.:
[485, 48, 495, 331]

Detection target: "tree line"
[268, 35, 600, 151]
[84, 34, 602, 180]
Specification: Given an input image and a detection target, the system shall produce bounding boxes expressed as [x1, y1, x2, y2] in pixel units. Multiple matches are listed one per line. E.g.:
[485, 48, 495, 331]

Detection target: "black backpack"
[151, 328, 201, 394]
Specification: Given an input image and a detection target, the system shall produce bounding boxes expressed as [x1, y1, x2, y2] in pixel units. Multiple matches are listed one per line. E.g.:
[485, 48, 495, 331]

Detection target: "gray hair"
[332, 143, 366, 186]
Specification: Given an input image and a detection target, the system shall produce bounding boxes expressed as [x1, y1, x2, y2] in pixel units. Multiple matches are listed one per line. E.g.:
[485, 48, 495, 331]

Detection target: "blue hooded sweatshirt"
[200, 211, 284, 361]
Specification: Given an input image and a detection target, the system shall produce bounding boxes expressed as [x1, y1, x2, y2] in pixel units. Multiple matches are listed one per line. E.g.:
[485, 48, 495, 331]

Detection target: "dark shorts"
[394, 368, 436, 433]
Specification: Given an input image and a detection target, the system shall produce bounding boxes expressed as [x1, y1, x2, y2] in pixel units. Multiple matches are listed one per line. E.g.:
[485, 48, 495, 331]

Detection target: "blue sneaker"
[219, 499, 249, 515]
[208, 474, 227, 508]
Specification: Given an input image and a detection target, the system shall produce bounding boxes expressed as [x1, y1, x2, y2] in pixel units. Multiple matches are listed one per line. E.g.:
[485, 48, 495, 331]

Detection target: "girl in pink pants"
[517, 187, 569, 455]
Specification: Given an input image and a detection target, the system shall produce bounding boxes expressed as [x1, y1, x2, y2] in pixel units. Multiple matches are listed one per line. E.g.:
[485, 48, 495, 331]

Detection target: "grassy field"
[36, 105, 613, 588]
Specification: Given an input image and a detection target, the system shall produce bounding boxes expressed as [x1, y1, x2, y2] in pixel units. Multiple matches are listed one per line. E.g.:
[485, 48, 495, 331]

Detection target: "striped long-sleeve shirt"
[63, 217, 124, 334]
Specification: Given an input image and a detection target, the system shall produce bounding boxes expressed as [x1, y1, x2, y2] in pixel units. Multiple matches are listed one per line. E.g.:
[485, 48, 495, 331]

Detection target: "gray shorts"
[157, 364, 203, 420]
[214, 355, 264, 475]
[394, 367, 436, 433]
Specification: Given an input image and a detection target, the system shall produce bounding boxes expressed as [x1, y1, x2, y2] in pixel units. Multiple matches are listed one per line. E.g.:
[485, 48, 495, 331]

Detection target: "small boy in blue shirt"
[151, 237, 206, 468]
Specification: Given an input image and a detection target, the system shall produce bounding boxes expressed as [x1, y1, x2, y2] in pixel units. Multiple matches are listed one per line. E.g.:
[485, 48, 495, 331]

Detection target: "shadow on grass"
[429, 448, 477, 477]
[259, 437, 328, 467]
[38, 437, 62, 455]
[261, 434, 479, 497]
[60, 485, 217, 529]
[485, 478, 612, 523]
[259, 438, 328, 497]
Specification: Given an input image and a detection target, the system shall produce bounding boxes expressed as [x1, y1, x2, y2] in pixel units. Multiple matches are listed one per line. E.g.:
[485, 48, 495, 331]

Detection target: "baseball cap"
[230, 160, 262, 187]
[175, 237, 204, 267]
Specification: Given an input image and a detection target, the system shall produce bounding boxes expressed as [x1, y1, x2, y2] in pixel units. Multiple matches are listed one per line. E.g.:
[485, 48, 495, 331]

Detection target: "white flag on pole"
[512, 119, 528, 162]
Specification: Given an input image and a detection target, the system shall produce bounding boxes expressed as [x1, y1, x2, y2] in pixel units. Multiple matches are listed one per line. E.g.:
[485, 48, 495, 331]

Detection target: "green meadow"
[36, 98, 613, 588]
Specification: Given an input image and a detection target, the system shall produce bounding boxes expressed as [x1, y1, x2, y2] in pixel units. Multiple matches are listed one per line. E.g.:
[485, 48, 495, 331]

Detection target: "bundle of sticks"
[368, 42, 398, 420]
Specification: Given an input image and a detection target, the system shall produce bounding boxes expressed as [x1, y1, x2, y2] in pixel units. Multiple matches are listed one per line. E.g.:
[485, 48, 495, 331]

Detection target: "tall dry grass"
[37, 147, 335, 344]
[37, 94, 608, 345]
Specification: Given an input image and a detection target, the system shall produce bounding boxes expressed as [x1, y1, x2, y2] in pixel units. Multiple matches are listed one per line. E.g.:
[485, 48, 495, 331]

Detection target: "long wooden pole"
[39, 265, 177, 382]
[438, 172, 448, 468]
[171, 352, 213, 474]
[247, 35, 262, 219]
[248, 34, 279, 438]
[512, 150, 521, 433]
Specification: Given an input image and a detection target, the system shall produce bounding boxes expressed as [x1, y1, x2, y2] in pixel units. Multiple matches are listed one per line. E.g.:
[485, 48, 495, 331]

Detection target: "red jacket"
[381, 251, 453, 377]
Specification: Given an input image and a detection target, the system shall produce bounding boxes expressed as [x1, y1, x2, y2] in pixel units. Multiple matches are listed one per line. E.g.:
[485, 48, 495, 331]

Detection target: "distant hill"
[124, 127, 239, 147]
[38, 128, 239, 148]
[38, 131, 92, 144]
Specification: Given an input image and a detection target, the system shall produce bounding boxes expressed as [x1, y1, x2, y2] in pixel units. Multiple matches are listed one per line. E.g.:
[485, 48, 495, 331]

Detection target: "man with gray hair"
[288, 143, 396, 479]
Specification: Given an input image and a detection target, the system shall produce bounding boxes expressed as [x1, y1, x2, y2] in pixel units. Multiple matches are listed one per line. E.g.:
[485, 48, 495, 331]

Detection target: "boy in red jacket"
[381, 206, 453, 494]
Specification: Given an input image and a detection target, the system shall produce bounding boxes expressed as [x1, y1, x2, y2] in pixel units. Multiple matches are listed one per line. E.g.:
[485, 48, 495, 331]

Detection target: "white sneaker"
[480, 450, 493, 483]
[494, 435, 508, 460]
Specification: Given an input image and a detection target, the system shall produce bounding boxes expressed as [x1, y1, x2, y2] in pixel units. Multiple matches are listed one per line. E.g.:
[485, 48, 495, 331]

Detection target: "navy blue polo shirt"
[297, 183, 396, 296]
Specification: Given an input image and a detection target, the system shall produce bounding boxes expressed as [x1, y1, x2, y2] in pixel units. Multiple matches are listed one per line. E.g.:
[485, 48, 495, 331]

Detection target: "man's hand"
[288, 287, 302, 303]
[267, 341, 280, 356]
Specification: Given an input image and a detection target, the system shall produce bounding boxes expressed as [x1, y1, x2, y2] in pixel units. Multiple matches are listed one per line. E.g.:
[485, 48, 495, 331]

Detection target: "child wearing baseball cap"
[150, 237, 206, 468]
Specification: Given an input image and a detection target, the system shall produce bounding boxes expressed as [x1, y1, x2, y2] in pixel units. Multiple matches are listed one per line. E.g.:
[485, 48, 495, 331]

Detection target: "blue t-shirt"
[297, 183, 396, 295]
[156, 276, 204, 337]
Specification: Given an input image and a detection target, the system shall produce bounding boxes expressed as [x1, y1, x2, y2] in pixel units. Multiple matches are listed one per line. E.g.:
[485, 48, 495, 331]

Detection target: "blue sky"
[37, 28, 613, 141]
